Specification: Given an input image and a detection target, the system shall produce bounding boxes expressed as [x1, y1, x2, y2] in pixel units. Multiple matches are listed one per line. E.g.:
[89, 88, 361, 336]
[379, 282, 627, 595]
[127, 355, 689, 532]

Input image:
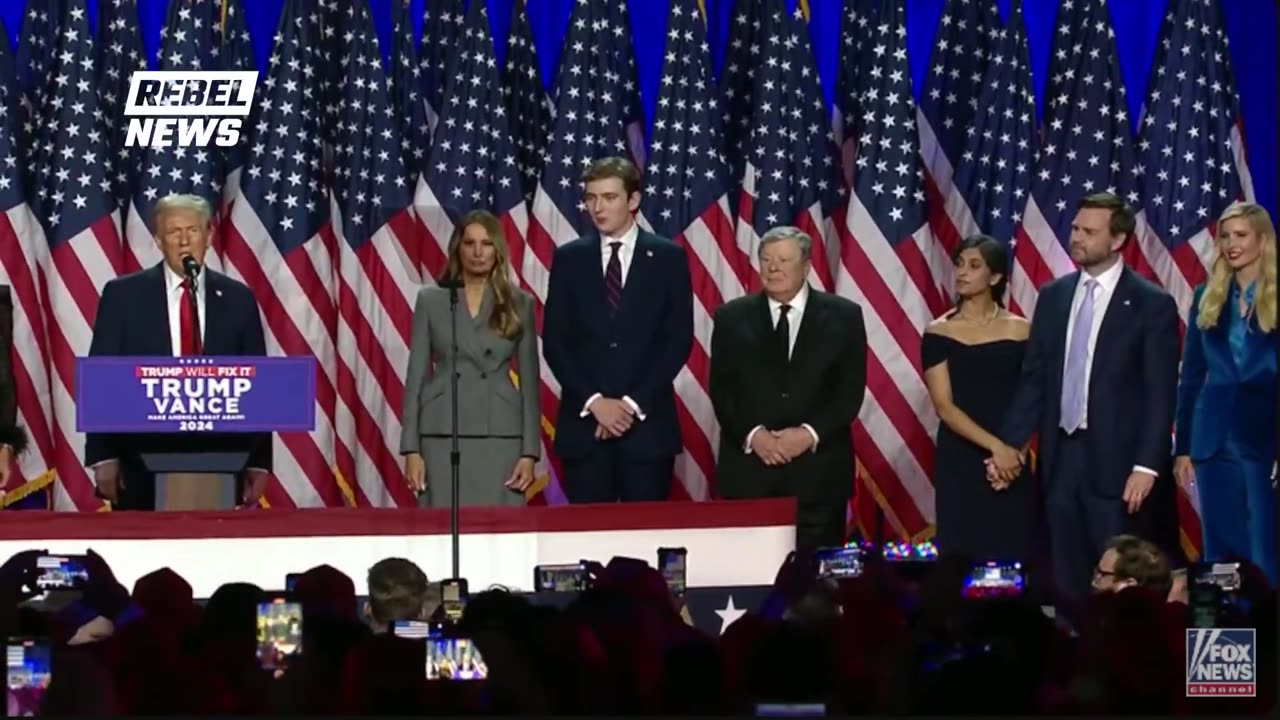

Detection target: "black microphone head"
[181, 254, 200, 276]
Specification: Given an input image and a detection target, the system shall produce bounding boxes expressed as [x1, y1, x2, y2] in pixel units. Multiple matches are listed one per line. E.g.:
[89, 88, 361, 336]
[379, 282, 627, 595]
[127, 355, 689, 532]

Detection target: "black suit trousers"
[562, 443, 673, 503]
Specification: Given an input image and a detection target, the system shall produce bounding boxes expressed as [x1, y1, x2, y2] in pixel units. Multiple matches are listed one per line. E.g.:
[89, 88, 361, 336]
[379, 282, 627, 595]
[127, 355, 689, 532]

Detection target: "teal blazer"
[1175, 283, 1277, 462]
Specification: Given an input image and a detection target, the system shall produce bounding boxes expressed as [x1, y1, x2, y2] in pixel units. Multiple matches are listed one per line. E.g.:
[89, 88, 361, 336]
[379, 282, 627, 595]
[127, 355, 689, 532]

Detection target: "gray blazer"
[400, 284, 541, 458]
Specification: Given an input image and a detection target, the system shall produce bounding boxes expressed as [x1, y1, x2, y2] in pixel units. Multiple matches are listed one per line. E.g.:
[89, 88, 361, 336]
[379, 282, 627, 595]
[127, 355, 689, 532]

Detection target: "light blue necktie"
[1061, 278, 1097, 432]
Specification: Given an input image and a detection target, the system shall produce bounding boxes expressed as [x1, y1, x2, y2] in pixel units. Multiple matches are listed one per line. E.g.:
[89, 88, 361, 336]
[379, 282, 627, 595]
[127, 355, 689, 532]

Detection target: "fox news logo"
[1187, 628, 1255, 697]
[124, 71, 256, 148]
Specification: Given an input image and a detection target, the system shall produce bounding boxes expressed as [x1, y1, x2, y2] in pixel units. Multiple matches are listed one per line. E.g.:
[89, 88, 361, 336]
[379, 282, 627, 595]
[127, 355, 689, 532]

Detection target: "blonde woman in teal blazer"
[1174, 202, 1277, 585]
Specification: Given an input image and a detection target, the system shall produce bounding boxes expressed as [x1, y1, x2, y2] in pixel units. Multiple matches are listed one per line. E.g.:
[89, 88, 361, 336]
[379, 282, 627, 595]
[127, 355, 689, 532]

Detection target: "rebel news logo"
[1186, 628, 1255, 697]
[124, 71, 257, 148]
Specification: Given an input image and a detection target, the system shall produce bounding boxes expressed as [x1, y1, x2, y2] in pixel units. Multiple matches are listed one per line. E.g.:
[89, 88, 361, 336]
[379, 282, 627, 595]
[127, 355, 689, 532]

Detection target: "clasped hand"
[983, 444, 1025, 491]
[751, 427, 814, 466]
[591, 397, 636, 439]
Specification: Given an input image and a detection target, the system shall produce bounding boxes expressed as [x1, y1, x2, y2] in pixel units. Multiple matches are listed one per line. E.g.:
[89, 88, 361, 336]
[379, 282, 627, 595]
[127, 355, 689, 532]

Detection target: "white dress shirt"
[1061, 260, 1155, 477]
[581, 221, 646, 421]
[597, 221, 640, 285]
[744, 285, 819, 455]
[165, 263, 206, 356]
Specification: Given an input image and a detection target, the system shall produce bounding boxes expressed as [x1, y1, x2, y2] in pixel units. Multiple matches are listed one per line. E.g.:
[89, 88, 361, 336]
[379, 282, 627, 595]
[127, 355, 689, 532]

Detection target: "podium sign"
[75, 356, 316, 433]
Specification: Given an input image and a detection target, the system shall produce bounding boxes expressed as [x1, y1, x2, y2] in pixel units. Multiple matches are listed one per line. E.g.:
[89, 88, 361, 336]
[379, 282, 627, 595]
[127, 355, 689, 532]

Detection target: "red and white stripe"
[832, 190, 942, 539]
[330, 198, 420, 508]
[638, 191, 747, 501]
[32, 212, 124, 510]
[222, 196, 341, 508]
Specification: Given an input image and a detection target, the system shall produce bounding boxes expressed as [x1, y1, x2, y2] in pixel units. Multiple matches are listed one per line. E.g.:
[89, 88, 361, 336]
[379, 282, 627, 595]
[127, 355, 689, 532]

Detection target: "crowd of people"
[0, 537, 1273, 716]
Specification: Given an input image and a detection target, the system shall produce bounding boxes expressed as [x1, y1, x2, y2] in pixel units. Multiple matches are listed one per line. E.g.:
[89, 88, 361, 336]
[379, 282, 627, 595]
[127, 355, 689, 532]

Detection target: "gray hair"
[758, 225, 812, 262]
[151, 194, 213, 234]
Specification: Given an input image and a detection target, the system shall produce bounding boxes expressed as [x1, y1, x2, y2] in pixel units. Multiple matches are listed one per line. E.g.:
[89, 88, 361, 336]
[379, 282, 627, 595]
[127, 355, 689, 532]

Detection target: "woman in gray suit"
[401, 210, 540, 507]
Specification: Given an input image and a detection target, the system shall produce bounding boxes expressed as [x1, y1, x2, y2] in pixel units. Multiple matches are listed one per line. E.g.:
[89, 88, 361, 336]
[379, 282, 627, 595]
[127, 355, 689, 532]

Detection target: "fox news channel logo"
[124, 71, 257, 148]
[1186, 628, 1255, 697]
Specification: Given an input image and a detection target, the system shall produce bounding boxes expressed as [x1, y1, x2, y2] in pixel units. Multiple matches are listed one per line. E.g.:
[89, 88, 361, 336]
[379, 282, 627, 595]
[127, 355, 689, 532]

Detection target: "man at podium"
[84, 194, 273, 511]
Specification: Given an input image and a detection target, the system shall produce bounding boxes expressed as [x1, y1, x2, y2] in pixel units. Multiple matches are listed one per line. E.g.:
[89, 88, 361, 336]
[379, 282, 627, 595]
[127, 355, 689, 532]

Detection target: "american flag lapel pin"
[215, 289, 223, 297]
[646, 250, 653, 257]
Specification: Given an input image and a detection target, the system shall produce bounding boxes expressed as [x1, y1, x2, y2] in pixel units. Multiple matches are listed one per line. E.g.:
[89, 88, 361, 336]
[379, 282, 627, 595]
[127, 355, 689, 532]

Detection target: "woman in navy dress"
[922, 235, 1034, 561]
[1174, 202, 1277, 585]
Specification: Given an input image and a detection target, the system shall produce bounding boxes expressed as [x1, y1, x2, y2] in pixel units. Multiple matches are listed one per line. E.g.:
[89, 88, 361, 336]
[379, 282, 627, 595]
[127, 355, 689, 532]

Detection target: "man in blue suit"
[994, 193, 1182, 601]
[543, 157, 694, 503]
[85, 194, 272, 511]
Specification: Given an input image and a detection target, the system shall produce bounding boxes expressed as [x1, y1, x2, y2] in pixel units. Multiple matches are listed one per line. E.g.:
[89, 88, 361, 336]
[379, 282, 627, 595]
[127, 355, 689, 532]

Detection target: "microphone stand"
[447, 282, 461, 579]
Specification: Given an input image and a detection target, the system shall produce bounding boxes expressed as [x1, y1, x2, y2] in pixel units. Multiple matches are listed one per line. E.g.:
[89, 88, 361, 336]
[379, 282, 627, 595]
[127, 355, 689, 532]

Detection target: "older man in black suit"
[709, 225, 868, 551]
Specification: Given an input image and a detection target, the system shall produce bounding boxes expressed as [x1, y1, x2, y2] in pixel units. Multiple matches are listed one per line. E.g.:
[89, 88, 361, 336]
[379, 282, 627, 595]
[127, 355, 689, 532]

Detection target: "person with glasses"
[1091, 534, 1173, 598]
[1174, 202, 1278, 586]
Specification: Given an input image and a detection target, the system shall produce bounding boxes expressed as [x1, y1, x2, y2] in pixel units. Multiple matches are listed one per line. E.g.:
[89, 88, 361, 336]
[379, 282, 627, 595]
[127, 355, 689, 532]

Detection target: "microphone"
[181, 253, 201, 279]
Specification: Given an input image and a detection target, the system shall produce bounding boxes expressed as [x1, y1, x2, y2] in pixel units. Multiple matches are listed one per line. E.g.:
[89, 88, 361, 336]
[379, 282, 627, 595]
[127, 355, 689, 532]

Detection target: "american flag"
[1015, 0, 1133, 319]
[16, 1, 62, 188]
[417, 0, 467, 145]
[501, 0, 552, 204]
[26, 0, 124, 511]
[326, 0, 420, 508]
[125, 0, 226, 277]
[1133, 0, 1252, 322]
[222, 0, 342, 508]
[95, 0, 148, 243]
[916, 0, 999, 260]
[0, 13, 56, 510]
[721, 0, 839, 293]
[833, 0, 940, 542]
[1133, 0, 1252, 559]
[408, 0, 467, 280]
[388, 0, 429, 190]
[214, 0, 255, 208]
[524, 0, 646, 503]
[634, 0, 741, 501]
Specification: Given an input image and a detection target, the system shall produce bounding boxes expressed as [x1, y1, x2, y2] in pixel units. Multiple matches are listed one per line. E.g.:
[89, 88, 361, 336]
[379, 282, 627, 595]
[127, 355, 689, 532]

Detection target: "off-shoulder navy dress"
[921, 333, 1035, 561]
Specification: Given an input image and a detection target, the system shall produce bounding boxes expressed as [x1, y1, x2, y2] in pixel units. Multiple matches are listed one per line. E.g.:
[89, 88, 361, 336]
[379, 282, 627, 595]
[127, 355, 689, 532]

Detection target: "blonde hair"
[1197, 202, 1276, 333]
[442, 210, 522, 340]
[151, 194, 213, 234]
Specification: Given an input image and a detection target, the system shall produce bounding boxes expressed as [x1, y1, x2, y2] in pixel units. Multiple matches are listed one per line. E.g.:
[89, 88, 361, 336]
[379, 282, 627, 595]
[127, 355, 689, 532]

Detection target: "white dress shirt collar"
[601, 220, 640, 250]
[767, 283, 810, 316]
[164, 262, 206, 294]
[1077, 258, 1123, 296]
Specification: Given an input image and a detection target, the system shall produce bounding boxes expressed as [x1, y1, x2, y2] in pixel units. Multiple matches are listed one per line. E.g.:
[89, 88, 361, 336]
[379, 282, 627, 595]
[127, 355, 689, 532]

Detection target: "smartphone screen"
[961, 561, 1024, 598]
[6, 639, 51, 718]
[391, 620, 436, 639]
[657, 548, 687, 597]
[425, 637, 487, 680]
[754, 703, 826, 716]
[34, 555, 90, 593]
[534, 563, 589, 592]
[255, 600, 303, 671]
[440, 579, 468, 623]
[285, 573, 301, 593]
[1188, 562, 1243, 628]
[813, 546, 863, 579]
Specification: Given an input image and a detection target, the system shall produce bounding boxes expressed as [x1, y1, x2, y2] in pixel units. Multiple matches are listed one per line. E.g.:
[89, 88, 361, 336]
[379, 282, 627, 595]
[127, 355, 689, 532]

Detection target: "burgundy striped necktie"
[605, 241, 623, 312]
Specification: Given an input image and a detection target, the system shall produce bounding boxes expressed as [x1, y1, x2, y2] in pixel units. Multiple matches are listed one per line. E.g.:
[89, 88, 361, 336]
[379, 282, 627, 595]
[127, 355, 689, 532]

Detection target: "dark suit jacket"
[84, 263, 272, 475]
[542, 229, 694, 460]
[709, 288, 867, 501]
[0, 285, 15, 429]
[1175, 283, 1277, 463]
[1001, 266, 1180, 497]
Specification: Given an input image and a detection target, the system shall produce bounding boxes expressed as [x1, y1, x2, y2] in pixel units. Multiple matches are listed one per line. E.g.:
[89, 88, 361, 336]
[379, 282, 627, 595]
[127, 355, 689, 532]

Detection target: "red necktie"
[179, 279, 201, 356]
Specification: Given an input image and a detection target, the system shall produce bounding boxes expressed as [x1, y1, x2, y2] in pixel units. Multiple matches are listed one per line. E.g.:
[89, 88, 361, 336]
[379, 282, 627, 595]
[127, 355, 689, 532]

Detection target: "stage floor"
[0, 499, 796, 597]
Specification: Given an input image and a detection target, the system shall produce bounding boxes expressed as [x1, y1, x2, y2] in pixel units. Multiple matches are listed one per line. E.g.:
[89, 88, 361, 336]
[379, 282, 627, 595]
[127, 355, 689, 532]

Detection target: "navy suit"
[1002, 266, 1181, 599]
[84, 263, 272, 510]
[1175, 282, 1277, 583]
[542, 229, 694, 502]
